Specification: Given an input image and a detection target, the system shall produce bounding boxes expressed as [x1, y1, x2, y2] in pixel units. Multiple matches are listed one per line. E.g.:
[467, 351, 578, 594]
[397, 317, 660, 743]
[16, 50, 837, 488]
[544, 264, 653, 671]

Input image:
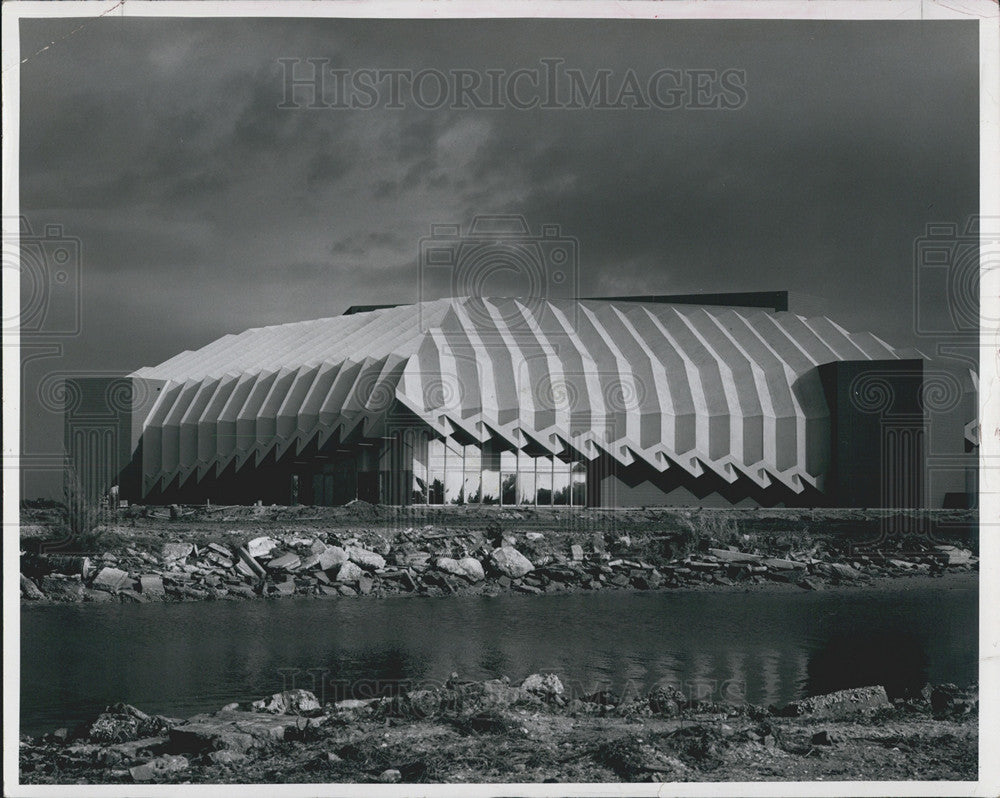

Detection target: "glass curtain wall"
[408, 430, 586, 506]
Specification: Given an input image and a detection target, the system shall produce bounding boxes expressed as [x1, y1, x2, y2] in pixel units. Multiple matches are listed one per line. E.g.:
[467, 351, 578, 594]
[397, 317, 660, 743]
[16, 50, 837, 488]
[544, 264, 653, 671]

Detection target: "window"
[535, 456, 553, 505]
[405, 433, 586, 506]
[501, 450, 517, 505]
[518, 451, 536, 505]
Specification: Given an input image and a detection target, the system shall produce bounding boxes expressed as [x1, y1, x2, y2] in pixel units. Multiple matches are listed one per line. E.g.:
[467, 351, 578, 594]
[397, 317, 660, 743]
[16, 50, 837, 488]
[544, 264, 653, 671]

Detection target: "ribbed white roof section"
[131, 296, 913, 497]
[393, 297, 912, 495]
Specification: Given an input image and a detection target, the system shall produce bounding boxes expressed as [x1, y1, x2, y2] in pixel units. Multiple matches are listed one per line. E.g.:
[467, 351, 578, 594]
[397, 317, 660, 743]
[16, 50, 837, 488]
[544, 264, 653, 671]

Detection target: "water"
[20, 582, 977, 737]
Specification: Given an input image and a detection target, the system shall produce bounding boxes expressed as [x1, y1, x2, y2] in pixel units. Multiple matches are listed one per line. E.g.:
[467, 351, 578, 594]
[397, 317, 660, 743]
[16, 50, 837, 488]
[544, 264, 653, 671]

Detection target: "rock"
[168, 711, 305, 752]
[346, 546, 386, 571]
[250, 689, 321, 715]
[220, 702, 240, 712]
[400, 551, 431, 568]
[763, 557, 806, 571]
[935, 546, 972, 566]
[85, 588, 115, 602]
[358, 574, 375, 595]
[335, 561, 364, 583]
[456, 557, 485, 582]
[20, 574, 46, 600]
[317, 545, 349, 570]
[87, 704, 175, 743]
[228, 585, 256, 599]
[520, 673, 564, 700]
[570, 544, 584, 561]
[266, 553, 301, 572]
[782, 685, 891, 719]
[334, 698, 380, 711]
[310, 539, 327, 555]
[129, 754, 189, 781]
[525, 532, 545, 541]
[207, 542, 232, 557]
[378, 768, 402, 783]
[40, 574, 85, 601]
[160, 543, 193, 563]
[826, 562, 863, 581]
[207, 749, 248, 766]
[435, 556, 485, 582]
[797, 577, 824, 591]
[708, 548, 763, 563]
[298, 554, 320, 571]
[139, 575, 165, 596]
[235, 546, 267, 577]
[246, 536, 279, 559]
[91, 567, 131, 593]
[271, 579, 296, 596]
[490, 546, 534, 578]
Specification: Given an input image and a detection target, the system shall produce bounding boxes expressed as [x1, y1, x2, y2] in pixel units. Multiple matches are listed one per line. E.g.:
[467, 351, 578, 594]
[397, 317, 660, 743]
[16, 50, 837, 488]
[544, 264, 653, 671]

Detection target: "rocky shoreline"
[20, 675, 978, 784]
[20, 504, 979, 605]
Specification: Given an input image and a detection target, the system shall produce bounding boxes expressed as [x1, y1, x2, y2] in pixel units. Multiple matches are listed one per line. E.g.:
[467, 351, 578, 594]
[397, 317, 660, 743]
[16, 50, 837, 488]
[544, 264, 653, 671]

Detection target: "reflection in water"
[20, 583, 976, 737]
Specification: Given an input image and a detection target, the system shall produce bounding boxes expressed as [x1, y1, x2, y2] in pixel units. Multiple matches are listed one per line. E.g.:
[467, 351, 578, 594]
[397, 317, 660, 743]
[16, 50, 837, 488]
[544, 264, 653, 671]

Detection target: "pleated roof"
[131, 297, 919, 496]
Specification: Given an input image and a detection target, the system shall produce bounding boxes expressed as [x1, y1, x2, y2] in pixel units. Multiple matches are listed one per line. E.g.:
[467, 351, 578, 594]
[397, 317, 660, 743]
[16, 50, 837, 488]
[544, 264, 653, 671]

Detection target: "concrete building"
[65, 293, 978, 508]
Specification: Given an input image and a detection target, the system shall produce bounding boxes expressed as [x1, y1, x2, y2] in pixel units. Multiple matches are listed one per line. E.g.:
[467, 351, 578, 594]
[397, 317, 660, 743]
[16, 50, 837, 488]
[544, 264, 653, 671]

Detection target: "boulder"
[246, 536, 279, 559]
[346, 546, 386, 571]
[490, 546, 534, 578]
[825, 562, 863, 581]
[762, 558, 805, 571]
[267, 553, 301, 572]
[92, 567, 130, 593]
[436, 556, 485, 582]
[456, 557, 486, 582]
[40, 574, 85, 601]
[168, 711, 306, 752]
[520, 673, 564, 699]
[936, 546, 972, 566]
[139, 575, 165, 596]
[298, 554, 320, 571]
[160, 543, 193, 563]
[20, 574, 46, 600]
[781, 685, 890, 719]
[378, 768, 402, 783]
[236, 547, 267, 577]
[206, 542, 231, 556]
[250, 689, 321, 715]
[87, 704, 176, 743]
[570, 544, 584, 561]
[129, 755, 189, 782]
[709, 548, 763, 564]
[317, 545, 349, 571]
[336, 561, 364, 583]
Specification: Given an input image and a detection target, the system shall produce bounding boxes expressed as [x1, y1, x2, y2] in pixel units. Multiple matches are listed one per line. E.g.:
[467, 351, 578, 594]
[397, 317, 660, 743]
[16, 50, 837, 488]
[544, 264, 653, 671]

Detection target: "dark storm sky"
[18, 18, 979, 496]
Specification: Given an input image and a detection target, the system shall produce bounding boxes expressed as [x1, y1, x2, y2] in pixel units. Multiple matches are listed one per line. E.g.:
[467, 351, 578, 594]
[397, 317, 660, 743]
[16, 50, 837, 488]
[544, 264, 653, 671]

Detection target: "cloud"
[16, 17, 980, 496]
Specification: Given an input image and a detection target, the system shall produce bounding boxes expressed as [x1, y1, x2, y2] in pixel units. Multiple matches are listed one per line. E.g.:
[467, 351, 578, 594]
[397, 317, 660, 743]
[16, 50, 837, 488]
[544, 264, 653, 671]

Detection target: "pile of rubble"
[19, 530, 978, 604]
[19, 677, 978, 784]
